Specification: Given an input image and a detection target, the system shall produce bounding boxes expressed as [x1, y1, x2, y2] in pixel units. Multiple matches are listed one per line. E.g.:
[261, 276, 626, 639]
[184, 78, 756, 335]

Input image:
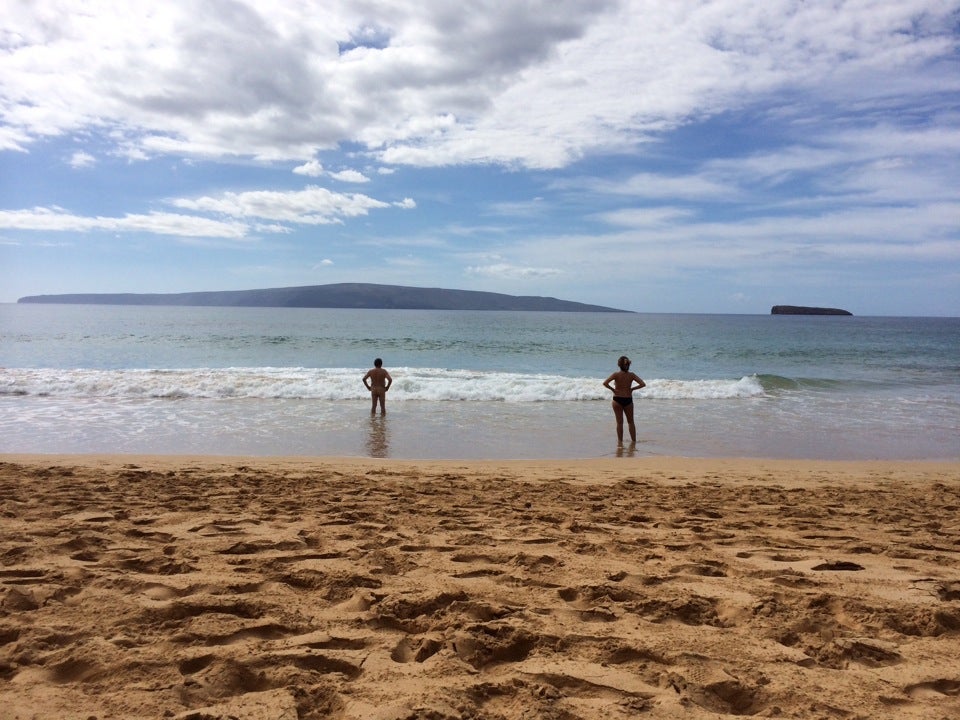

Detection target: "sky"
[1, 1, 958, 315]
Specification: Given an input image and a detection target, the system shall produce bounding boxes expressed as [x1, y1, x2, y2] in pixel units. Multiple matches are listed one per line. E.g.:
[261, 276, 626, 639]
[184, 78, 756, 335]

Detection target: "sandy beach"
[1, 455, 958, 719]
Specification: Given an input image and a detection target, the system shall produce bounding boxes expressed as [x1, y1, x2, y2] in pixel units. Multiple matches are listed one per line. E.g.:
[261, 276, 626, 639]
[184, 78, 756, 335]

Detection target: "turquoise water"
[1, 304, 957, 459]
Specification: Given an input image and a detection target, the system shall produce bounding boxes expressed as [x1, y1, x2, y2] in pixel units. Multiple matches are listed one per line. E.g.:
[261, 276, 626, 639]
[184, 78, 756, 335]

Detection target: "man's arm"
[362, 370, 372, 390]
[384, 370, 393, 391]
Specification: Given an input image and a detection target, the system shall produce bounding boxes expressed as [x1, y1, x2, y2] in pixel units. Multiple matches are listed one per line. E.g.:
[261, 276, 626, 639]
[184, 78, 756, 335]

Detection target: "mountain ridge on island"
[771, 305, 853, 316]
[17, 283, 630, 313]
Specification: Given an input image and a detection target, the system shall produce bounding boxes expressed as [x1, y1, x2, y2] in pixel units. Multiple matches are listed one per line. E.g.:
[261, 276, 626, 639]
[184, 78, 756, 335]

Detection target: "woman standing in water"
[603, 355, 646, 445]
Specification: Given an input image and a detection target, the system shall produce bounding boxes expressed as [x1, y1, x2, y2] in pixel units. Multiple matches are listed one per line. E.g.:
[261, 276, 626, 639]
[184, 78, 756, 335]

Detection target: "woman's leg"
[611, 400, 624, 443]
[623, 402, 637, 442]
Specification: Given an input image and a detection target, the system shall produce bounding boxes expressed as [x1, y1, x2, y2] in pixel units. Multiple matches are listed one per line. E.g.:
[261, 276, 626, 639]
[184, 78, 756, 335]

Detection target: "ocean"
[1, 304, 957, 460]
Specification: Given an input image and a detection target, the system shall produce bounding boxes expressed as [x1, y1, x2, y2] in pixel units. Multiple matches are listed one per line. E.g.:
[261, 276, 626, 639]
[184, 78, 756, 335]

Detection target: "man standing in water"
[603, 355, 645, 445]
[363, 358, 393, 415]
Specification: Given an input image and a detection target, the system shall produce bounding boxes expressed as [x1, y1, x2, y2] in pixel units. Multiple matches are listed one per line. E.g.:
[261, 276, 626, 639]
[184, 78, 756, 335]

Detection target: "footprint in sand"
[669, 663, 767, 715]
[390, 634, 444, 663]
[905, 679, 960, 698]
[811, 560, 865, 571]
[0, 568, 48, 585]
[451, 625, 536, 669]
[668, 561, 728, 577]
[42, 656, 107, 685]
[831, 638, 903, 667]
[935, 581, 960, 601]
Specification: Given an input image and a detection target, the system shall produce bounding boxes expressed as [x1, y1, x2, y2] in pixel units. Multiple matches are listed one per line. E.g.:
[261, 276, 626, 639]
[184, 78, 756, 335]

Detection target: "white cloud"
[698, 124, 960, 202]
[377, 1, 960, 169]
[487, 198, 548, 217]
[466, 263, 563, 279]
[596, 207, 696, 228]
[0, 182, 414, 238]
[0, 207, 249, 238]
[2, 1, 954, 169]
[293, 160, 325, 177]
[253, 223, 292, 234]
[68, 151, 96, 168]
[329, 169, 369, 183]
[570, 173, 737, 201]
[500, 200, 960, 276]
[170, 186, 394, 224]
[294, 160, 370, 183]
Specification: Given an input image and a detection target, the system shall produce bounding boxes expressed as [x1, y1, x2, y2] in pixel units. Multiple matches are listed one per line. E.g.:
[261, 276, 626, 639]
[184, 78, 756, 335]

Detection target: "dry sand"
[1, 454, 958, 719]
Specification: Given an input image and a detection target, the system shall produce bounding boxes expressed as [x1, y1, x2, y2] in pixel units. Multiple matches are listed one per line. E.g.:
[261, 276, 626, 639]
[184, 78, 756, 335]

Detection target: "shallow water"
[2, 304, 958, 459]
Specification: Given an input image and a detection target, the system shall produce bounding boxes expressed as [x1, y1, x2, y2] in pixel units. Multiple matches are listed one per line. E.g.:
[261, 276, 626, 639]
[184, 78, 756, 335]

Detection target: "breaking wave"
[0, 367, 769, 402]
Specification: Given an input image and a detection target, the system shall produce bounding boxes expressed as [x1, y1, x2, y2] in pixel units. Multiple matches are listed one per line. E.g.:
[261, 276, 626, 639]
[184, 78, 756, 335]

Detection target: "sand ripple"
[1, 457, 959, 719]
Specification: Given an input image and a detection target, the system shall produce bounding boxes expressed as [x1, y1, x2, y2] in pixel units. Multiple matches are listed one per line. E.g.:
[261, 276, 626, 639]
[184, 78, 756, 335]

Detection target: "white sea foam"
[0, 367, 766, 402]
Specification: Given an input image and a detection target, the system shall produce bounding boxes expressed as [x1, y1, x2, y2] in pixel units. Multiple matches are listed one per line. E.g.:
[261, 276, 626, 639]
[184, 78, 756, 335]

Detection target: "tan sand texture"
[1, 455, 959, 719]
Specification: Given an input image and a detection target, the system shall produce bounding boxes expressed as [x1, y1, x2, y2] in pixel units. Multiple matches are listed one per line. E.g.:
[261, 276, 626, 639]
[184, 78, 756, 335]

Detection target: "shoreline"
[2, 453, 959, 487]
[6, 451, 959, 468]
[2, 454, 958, 719]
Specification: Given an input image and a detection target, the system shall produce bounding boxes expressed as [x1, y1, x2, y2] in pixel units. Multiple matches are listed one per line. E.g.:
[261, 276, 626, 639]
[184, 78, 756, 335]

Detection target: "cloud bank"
[3, 1, 954, 168]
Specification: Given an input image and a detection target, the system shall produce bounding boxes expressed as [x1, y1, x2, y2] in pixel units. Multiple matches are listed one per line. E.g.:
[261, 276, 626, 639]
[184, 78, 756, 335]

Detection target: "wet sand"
[1, 455, 958, 719]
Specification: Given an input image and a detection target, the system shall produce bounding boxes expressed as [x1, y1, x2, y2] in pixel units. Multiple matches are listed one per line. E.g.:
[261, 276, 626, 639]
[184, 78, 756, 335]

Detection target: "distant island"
[771, 305, 853, 316]
[17, 283, 629, 313]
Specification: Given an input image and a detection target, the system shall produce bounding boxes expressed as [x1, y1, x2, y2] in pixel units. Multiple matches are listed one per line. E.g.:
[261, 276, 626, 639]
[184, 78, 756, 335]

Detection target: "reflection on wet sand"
[366, 415, 389, 457]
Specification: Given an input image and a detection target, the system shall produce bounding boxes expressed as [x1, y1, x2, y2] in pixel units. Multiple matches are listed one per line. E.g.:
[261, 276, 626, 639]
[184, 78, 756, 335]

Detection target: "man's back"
[366, 367, 390, 389]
